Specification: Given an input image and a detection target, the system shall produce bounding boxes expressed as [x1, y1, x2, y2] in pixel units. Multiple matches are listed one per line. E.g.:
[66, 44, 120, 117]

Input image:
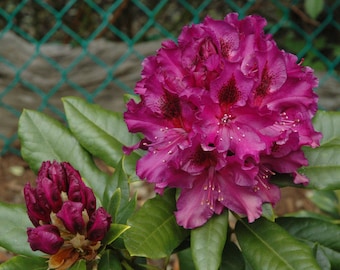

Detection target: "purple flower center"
[254, 64, 272, 99]
[192, 147, 217, 167]
[161, 90, 181, 119]
[218, 75, 240, 112]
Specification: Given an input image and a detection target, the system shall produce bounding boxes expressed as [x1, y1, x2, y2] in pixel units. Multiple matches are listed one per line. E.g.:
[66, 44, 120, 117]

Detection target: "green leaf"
[277, 217, 340, 269]
[276, 217, 340, 252]
[219, 241, 245, 270]
[191, 211, 228, 270]
[62, 96, 140, 168]
[124, 93, 140, 104]
[122, 152, 141, 182]
[312, 243, 331, 270]
[106, 188, 122, 222]
[98, 250, 122, 270]
[115, 193, 137, 225]
[177, 249, 196, 270]
[235, 217, 321, 270]
[300, 111, 340, 190]
[18, 109, 108, 201]
[284, 210, 333, 222]
[245, 260, 254, 270]
[102, 159, 137, 225]
[106, 159, 130, 205]
[0, 202, 42, 257]
[124, 189, 189, 258]
[261, 203, 275, 222]
[69, 260, 86, 270]
[307, 190, 340, 217]
[304, 0, 324, 19]
[0, 255, 47, 270]
[300, 146, 340, 190]
[317, 245, 340, 268]
[102, 223, 130, 246]
[313, 111, 340, 146]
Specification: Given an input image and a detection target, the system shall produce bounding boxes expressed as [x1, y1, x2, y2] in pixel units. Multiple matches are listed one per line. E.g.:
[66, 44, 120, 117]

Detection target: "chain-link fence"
[1, 0, 339, 155]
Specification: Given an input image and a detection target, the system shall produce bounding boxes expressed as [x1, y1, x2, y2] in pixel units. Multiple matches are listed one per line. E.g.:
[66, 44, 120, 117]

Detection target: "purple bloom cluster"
[124, 13, 321, 229]
[24, 161, 111, 269]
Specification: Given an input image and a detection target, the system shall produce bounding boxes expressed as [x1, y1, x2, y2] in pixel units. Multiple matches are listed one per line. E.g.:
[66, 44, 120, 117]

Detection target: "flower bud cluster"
[24, 161, 111, 269]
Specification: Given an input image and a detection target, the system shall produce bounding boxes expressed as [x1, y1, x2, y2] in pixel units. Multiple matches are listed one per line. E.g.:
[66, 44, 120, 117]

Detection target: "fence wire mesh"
[0, 0, 339, 155]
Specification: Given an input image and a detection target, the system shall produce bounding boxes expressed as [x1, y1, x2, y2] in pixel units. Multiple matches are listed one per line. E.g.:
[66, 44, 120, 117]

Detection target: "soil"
[0, 153, 318, 264]
[0, 154, 35, 205]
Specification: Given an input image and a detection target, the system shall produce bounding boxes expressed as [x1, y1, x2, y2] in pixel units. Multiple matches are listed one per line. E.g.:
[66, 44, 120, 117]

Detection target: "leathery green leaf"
[18, 109, 108, 201]
[69, 260, 86, 270]
[235, 217, 321, 270]
[277, 217, 340, 269]
[62, 97, 140, 168]
[177, 249, 195, 270]
[191, 211, 228, 270]
[102, 224, 130, 246]
[0, 255, 47, 270]
[97, 250, 122, 270]
[0, 202, 42, 257]
[124, 189, 189, 258]
[219, 241, 245, 270]
[300, 111, 340, 190]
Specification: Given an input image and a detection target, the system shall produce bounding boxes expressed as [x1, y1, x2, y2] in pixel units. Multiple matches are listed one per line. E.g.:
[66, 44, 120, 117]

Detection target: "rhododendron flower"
[24, 161, 111, 270]
[124, 13, 321, 229]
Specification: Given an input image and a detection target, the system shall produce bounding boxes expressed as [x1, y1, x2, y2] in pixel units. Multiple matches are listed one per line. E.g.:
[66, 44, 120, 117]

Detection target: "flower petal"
[124, 12, 321, 228]
[27, 225, 63, 255]
[24, 183, 51, 226]
[36, 177, 63, 213]
[175, 183, 215, 229]
[57, 201, 85, 234]
[87, 207, 112, 241]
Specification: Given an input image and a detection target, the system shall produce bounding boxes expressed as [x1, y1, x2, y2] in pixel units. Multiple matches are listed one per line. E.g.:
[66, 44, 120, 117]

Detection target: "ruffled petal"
[123, 12, 321, 228]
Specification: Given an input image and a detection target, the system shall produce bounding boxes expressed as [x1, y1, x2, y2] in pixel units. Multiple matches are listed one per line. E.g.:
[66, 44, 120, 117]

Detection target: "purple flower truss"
[24, 161, 111, 269]
[124, 13, 322, 229]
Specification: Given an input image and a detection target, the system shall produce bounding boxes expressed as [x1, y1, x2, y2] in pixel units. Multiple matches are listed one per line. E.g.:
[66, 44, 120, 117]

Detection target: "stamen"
[221, 114, 229, 123]
[201, 168, 221, 211]
[253, 186, 260, 192]
[255, 165, 275, 191]
[272, 111, 301, 133]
